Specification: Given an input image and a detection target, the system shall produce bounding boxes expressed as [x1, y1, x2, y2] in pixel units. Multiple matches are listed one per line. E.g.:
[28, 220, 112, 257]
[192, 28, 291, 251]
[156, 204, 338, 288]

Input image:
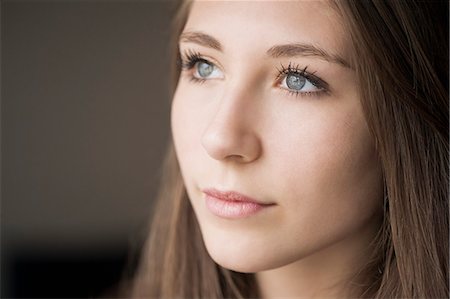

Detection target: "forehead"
[184, 0, 349, 58]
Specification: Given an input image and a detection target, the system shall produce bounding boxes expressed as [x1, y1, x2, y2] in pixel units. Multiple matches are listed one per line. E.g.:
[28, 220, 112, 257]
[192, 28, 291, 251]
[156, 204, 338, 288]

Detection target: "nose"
[201, 88, 262, 163]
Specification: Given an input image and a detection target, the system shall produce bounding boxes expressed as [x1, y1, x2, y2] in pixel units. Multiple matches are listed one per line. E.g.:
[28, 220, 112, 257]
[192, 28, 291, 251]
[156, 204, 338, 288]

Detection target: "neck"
[255, 215, 382, 298]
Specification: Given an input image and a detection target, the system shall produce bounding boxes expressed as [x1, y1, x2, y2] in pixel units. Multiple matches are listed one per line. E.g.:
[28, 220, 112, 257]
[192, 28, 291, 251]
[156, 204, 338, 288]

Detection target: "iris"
[286, 73, 306, 91]
[197, 61, 214, 78]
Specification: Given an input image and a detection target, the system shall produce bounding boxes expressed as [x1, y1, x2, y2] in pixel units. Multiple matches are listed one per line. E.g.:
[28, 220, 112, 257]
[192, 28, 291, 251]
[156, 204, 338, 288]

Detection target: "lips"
[202, 188, 274, 219]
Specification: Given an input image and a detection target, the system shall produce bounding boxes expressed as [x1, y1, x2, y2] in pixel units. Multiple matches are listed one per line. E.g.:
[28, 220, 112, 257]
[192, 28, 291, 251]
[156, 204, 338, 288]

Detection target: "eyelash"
[179, 49, 210, 84]
[275, 63, 328, 97]
[179, 49, 329, 97]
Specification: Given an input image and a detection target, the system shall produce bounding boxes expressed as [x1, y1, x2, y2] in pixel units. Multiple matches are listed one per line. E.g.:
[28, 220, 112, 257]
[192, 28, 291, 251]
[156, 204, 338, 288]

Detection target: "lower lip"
[204, 195, 270, 219]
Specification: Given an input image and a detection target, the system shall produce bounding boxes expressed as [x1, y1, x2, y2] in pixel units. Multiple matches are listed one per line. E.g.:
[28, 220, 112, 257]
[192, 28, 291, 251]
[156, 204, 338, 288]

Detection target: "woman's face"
[172, 0, 384, 273]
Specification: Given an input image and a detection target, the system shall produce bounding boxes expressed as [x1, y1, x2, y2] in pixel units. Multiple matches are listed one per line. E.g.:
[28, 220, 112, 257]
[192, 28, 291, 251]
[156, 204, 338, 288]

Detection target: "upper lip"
[202, 188, 274, 205]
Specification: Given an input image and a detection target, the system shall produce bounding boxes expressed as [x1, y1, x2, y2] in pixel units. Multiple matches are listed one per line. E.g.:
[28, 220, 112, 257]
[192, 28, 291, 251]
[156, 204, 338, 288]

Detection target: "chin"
[202, 234, 295, 273]
[208, 252, 269, 273]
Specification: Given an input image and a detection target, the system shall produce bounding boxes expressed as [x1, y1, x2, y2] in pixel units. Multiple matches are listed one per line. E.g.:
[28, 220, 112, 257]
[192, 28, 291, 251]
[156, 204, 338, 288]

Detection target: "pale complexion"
[171, 1, 384, 298]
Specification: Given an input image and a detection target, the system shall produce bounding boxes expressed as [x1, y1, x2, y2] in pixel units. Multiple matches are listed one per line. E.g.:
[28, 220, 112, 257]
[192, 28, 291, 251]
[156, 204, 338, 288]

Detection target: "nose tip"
[201, 122, 262, 163]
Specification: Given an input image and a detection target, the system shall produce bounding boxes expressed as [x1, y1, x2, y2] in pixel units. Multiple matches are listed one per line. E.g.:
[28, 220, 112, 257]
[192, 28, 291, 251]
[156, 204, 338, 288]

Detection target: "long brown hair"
[131, 1, 449, 297]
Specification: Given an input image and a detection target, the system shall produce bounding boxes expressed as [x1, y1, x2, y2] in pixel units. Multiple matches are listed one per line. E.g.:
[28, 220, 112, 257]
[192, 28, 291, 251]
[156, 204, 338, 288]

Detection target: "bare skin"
[171, 1, 384, 297]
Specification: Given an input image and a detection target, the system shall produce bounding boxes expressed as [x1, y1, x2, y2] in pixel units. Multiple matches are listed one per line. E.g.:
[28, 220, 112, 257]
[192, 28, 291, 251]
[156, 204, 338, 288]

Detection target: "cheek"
[171, 83, 384, 272]
[171, 84, 208, 187]
[272, 105, 384, 241]
[171, 87, 193, 171]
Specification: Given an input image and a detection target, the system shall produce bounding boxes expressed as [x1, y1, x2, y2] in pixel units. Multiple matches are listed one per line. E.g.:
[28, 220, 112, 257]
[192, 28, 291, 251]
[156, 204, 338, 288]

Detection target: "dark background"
[1, 0, 175, 297]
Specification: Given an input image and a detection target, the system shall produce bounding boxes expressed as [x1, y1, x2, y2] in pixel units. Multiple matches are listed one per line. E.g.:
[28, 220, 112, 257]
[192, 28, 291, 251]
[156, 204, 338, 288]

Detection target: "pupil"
[286, 74, 306, 90]
[198, 62, 213, 77]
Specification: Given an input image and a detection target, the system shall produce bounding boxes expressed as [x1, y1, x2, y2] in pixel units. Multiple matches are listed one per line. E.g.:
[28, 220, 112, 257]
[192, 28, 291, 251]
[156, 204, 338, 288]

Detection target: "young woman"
[130, 0, 449, 298]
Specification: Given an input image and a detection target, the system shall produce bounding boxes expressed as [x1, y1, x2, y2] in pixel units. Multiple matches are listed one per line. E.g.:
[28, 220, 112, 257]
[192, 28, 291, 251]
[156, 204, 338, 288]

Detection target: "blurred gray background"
[1, 0, 175, 296]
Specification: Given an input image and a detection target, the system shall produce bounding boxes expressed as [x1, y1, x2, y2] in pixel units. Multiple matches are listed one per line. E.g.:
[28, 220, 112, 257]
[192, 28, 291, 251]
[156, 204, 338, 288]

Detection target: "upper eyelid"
[180, 49, 225, 72]
[180, 49, 329, 91]
[276, 64, 329, 91]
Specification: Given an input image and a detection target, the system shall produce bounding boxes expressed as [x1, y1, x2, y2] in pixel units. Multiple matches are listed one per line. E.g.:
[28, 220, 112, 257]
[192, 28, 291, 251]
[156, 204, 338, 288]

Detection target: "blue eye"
[197, 61, 214, 77]
[180, 50, 223, 82]
[286, 73, 306, 90]
[282, 72, 321, 93]
[194, 60, 223, 79]
[277, 63, 328, 96]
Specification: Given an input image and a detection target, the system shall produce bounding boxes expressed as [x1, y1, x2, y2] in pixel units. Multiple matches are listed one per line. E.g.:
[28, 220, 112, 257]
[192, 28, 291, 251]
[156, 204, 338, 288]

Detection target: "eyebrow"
[267, 44, 351, 68]
[179, 30, 352, 69]
[179, 31, 222, 51]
